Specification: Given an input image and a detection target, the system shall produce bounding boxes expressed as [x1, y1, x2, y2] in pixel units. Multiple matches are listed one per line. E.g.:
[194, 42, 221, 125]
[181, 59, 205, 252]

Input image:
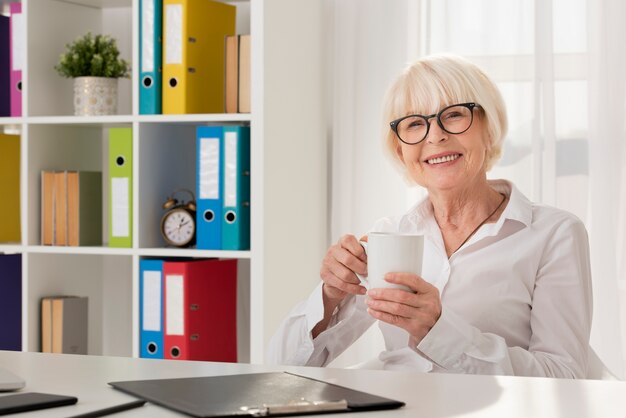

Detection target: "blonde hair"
[382, 54, 507, 175]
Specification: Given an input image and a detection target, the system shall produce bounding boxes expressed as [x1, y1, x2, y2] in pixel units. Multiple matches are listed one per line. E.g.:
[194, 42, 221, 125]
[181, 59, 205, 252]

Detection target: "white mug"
[357, 232, 424, 291]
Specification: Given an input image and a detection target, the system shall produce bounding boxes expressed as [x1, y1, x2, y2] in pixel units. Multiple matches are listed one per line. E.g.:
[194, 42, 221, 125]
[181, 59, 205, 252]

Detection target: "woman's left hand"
[365, 272, 442, 344]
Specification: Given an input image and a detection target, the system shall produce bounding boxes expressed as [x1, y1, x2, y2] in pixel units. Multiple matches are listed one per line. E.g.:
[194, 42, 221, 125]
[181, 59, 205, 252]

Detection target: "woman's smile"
[423, 152, 463, 166]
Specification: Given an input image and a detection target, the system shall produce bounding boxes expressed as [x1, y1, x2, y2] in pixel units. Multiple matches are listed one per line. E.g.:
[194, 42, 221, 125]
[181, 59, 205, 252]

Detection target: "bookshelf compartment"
[28, 0, 132, 117]
[137, 122, 197, 249]
[27, 253, 133, 356]
[27, 123, 133, 247]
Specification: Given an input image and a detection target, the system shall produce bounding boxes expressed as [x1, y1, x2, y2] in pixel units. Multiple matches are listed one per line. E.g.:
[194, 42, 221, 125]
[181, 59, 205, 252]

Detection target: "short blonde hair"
[382, 54, 507, 174]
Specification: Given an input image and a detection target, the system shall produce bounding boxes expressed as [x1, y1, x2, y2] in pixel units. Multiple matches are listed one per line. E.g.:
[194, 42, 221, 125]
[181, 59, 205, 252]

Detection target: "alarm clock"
[160, 189, 197, 247]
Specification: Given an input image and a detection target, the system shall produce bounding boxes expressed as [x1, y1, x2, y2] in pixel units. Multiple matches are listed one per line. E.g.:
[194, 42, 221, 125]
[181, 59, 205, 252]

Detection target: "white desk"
[0, 350, 624, 417]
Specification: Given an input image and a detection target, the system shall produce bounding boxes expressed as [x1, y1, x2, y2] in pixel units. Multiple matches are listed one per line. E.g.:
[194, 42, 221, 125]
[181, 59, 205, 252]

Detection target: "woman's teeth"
[427, 154, 461, 165]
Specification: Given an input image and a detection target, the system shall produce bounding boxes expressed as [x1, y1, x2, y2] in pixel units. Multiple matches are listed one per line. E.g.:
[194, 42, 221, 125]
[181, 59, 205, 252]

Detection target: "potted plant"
[55, 32, 130, 116]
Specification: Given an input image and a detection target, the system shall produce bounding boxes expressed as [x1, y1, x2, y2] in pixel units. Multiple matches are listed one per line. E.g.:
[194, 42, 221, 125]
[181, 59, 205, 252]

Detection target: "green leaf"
[54, 31, 130, 78]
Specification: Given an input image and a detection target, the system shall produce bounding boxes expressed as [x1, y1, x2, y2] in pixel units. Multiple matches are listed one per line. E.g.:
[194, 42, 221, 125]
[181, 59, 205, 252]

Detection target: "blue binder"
[0, 254, 21, 351]
[222, 126, 251, 250]
[139, 259, 164, 359]
[139, 0, 162, 114]
[196, 126, 223, 250]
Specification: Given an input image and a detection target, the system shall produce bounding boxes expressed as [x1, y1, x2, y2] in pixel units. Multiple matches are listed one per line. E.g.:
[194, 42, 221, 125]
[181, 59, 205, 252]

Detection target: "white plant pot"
[73, 77, 118, 116]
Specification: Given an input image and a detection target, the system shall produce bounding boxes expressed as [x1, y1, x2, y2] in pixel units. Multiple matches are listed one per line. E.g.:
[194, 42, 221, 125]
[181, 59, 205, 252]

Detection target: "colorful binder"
[67, 171, 102, 246]
[162, 0, 235, 114]
[139, 259, 164, 359]
[0, 253, 21, 351]
[9, 2, 23, 117]
[139, 0, 163, 114]
[163, 258, 237, 362]
[196, 126, 223, 250]
[0, 15, 10, 116]
[108, 128, 133, 248]
[0, 134, 20, 243]
[222, 126, 250, 250]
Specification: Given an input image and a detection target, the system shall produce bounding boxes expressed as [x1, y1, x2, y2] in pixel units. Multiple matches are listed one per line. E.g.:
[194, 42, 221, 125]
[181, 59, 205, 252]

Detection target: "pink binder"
[9, 2, 23, 117]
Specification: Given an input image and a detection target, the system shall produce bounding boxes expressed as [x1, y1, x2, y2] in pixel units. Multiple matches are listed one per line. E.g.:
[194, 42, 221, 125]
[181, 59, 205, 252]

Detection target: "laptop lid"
[0, 367, 25, 392]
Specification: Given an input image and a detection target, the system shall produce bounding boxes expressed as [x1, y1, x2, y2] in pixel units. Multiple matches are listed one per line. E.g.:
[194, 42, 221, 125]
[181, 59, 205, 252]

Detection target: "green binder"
[108, 128, 133, 248]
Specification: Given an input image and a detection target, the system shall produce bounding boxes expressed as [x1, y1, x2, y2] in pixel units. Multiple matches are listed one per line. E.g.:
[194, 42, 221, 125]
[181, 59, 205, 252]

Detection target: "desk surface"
[0, 351, 625, 417]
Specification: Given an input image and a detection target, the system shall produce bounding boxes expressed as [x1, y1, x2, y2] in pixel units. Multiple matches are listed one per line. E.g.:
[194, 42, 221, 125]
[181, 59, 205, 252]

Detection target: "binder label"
[199, 137, 219, 199]
[11, 13, 24, 71]
[111, 177, 130, 237]
[224, 132, 237, 207]
[143, 270, 162, 331]
[164, 4, 183, 65]
[141, 0, 155, 72]
[166, 274, 184, 336]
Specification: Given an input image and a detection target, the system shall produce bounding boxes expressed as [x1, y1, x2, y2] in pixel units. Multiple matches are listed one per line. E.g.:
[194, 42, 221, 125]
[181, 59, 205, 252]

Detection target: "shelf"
[20, 246, 251, 259]
[138, 248, 251, 259]
[0, 245, 23, 254]
[25, 245, 134, 256]
[0, 117, 23, 126]
[27, 115, 134, 126]
[137, 114, 251, 124]
[25, 114, 251, 125]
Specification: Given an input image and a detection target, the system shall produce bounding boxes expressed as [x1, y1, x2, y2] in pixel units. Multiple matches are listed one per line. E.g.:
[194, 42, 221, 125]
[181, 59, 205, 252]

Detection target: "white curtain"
[328, 0, 626, 377]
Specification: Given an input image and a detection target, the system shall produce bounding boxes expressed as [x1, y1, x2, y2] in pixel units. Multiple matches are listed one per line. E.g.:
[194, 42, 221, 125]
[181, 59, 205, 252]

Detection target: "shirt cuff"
[417, 307, 474, 369]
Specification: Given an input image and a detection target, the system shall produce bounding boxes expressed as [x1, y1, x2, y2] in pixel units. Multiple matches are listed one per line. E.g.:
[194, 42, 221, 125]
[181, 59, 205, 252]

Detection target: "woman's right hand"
[319, 234, 368, 305]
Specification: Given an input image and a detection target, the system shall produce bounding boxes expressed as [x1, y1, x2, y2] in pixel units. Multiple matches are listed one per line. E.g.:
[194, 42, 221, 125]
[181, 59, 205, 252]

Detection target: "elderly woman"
[267, 55, 592, 378]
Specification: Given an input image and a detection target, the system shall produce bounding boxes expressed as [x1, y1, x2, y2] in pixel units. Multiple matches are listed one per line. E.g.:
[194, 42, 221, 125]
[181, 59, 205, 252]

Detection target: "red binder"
[163, 259, 237, 362]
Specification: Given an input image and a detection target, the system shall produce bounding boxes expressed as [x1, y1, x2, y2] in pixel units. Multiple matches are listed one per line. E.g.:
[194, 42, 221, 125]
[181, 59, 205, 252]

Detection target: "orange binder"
[162, 0, 236, 114]
[163, 258, 237, 362]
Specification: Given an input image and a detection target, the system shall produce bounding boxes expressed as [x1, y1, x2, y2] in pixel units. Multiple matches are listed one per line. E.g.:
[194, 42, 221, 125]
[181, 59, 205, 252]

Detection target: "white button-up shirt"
[267, 180, 593, 378]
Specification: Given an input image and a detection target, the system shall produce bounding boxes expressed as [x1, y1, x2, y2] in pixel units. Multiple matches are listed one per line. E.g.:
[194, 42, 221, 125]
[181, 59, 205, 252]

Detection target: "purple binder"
[0, 15, 10, 116]
[0, 254, 21, 351]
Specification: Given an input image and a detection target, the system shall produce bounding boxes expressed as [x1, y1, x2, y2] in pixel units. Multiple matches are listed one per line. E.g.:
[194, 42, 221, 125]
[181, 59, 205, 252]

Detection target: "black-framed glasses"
[389, 102, 481, 145]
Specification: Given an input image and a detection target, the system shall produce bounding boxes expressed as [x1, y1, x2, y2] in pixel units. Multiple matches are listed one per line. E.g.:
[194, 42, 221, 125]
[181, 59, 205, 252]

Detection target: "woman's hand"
[365, 272, 442, 344]
[319, 234, 368, 306]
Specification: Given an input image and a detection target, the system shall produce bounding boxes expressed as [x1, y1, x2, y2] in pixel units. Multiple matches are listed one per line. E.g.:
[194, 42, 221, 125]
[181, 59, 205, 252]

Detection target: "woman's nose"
[425, 118, 448, 144]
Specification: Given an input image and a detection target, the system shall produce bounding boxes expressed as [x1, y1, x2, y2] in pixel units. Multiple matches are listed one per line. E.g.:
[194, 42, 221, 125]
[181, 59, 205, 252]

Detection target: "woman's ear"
[395, 144, 404, 161]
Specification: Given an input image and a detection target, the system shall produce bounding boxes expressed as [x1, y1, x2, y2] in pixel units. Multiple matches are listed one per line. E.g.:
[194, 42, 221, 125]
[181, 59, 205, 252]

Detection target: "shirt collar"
[400, 179, 533, 230]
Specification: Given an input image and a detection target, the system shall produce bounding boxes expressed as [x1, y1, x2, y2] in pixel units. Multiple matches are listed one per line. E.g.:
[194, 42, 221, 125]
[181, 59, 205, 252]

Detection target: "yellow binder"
[162, 0, 236, 114]
[0, 134, 20, 243]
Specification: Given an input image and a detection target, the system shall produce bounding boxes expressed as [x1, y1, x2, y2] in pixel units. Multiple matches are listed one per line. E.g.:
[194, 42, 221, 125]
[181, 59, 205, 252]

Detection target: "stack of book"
[41, 296, 88, 354]
[224, 34, 251, 113]
[41, 171, 102, 246]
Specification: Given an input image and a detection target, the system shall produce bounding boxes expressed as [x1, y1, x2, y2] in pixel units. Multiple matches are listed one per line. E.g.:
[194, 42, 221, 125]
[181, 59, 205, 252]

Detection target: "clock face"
[162, 208, 195, 247]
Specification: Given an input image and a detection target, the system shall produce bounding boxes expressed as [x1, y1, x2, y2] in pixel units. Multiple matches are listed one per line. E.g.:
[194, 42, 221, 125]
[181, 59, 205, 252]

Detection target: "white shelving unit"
[0, 0, 328, 364]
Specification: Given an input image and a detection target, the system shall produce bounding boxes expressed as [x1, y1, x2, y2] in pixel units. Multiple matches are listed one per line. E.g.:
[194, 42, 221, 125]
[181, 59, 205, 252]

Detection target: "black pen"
[66, 399, 147, 418]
